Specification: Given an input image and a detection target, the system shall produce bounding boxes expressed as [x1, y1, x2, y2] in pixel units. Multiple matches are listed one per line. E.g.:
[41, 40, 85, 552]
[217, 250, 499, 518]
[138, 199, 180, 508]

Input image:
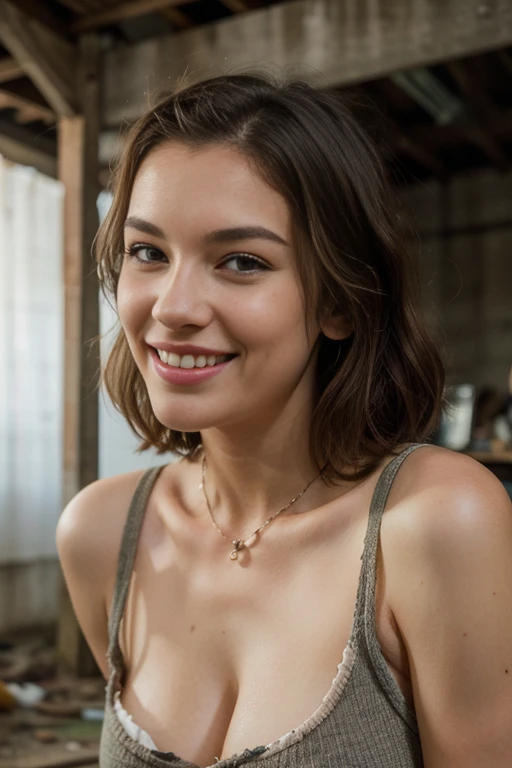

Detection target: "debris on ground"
[0, 630, 104, 767]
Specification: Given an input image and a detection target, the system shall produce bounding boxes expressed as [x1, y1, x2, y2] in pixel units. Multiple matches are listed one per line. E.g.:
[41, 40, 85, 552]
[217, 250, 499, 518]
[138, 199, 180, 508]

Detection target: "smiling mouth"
[154, 349, 238, 369]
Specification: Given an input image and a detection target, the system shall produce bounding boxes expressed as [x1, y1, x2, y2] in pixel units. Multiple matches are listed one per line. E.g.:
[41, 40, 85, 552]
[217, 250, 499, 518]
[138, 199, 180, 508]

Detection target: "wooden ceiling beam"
[71, 0, 196, 33]
[0, 83, 55, 123]
[102, 0, 512, 127]
[0, 0, 78, 116]
[0, 93, 54, 123]
[2, 77, 55, 111]
[0, 57, 24, 85]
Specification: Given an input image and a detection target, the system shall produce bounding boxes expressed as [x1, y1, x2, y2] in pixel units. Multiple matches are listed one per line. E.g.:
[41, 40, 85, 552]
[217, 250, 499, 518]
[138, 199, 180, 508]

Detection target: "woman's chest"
[115, 513, 413, 766]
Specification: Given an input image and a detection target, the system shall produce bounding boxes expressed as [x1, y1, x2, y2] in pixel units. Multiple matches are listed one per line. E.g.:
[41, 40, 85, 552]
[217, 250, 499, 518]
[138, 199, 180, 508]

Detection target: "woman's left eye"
[221, 254, 269, 274]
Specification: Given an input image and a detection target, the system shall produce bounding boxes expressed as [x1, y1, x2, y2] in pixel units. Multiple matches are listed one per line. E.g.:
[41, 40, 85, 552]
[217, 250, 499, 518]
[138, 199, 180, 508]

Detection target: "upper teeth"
[156, 350, 231, 368]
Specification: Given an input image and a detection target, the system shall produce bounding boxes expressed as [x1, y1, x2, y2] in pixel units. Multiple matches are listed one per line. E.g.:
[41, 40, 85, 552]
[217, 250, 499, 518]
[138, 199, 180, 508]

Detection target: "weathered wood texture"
[58, 33, 101, 677]
[0, 0, 78, 116]
[72, 0, 196, 33]
[102, 0, 512, 127]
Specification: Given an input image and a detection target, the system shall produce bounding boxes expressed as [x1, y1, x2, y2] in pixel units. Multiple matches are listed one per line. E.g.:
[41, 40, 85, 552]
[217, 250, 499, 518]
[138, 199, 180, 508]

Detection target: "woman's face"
[118, 142, 327, 435]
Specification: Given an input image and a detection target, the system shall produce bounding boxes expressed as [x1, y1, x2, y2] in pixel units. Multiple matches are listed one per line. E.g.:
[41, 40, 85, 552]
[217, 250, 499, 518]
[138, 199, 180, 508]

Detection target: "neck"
[198, 404, 330, 537]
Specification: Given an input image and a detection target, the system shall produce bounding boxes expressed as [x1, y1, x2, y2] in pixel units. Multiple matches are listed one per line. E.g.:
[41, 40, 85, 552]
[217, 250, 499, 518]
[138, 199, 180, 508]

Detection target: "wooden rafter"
[447, 59, 507, 170]
[0, 57, 24, 85]
[102, 0, 512, 127]
[0, 83, 54, 123]
[71, 0, 196, 32]
[0, 0, 78, 117]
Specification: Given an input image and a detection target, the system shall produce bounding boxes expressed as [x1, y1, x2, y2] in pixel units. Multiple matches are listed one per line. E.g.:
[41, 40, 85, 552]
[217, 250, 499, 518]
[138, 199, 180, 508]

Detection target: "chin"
[150, 400, 218, 434]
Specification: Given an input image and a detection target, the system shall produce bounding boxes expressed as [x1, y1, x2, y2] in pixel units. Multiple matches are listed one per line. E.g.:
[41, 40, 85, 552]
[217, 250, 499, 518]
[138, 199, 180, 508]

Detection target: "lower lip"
[150, 347, 236, 385]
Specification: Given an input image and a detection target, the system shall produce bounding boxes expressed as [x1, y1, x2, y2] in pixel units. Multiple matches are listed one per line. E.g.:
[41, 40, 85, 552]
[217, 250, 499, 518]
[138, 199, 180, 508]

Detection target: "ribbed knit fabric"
[100, 443, 427, 767]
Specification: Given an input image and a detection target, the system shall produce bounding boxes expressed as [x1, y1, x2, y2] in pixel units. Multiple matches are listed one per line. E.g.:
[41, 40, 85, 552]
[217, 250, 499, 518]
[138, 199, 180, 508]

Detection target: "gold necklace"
[200, 454, 322, 561]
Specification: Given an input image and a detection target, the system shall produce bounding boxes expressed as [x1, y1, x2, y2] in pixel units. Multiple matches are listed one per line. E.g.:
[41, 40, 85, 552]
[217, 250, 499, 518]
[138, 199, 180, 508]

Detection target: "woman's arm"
[56, 472, 143, 680]
[387, 449, 512, 767]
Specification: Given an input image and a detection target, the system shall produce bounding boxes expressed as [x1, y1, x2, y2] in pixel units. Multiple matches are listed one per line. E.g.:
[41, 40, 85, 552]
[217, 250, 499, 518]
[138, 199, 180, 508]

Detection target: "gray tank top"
[100, 443, 427, 767]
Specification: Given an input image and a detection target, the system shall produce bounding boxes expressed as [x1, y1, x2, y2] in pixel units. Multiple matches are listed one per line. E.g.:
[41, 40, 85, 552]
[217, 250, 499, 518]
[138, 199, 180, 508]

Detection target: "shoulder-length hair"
[96, 72, 444, 483]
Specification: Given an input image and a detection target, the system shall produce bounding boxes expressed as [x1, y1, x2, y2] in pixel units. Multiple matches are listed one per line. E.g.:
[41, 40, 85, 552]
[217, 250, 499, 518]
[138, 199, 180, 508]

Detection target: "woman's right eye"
[125, 244, 166, 265]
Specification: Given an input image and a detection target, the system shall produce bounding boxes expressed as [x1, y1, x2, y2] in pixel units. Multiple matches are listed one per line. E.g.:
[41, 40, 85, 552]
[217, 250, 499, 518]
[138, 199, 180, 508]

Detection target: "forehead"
[128, 142, 291, 236]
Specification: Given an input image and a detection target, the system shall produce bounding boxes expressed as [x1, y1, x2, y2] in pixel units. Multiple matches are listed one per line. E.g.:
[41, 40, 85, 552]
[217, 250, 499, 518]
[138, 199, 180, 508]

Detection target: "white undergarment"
[114, 691, 158, 750]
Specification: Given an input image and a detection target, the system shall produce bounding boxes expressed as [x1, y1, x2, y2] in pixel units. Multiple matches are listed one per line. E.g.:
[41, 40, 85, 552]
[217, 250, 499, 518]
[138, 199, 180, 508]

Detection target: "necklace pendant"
[230, 539, 243, 561]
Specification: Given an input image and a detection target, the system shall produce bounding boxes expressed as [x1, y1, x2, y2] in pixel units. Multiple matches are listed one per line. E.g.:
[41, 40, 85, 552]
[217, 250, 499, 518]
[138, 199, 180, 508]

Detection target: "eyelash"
[124, 244, 270, 274]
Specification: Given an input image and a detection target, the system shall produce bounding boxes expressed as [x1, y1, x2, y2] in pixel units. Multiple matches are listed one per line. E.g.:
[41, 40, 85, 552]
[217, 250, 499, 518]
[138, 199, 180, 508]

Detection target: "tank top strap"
[350, 442, 429, 729]
[107, 465, 165, 683]
[352, 443, 428, 626]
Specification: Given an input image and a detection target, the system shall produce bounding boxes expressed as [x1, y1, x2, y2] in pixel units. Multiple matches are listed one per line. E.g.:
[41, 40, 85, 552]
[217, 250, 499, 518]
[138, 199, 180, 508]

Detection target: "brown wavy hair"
[96, 72, 445, 482]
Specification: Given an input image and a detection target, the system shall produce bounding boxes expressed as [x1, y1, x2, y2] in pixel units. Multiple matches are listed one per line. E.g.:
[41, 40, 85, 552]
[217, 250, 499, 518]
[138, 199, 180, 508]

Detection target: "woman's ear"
[320, 312, 353, 341]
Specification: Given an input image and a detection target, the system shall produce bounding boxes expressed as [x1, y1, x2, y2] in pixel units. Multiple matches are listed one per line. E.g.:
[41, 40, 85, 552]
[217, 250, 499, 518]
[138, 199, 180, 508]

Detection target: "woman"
[57, 74, 512, 768]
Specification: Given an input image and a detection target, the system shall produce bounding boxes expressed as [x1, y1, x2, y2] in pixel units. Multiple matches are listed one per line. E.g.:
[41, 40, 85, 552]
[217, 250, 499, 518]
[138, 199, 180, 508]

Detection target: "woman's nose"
[151, 266, 212, 330]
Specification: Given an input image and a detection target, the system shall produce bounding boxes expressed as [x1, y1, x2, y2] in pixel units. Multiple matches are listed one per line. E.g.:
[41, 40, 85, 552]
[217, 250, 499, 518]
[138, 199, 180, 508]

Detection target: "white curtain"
[0, 158, 64, 564]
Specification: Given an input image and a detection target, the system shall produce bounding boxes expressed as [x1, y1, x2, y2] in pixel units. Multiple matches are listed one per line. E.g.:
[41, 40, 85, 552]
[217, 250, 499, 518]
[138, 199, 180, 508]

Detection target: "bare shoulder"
[382, 445, 512, 765]
[382, 444, 512, 593]
[384, 443, 512, 540]
[57, 469, 146, 578]
[56, 469, 146, 678]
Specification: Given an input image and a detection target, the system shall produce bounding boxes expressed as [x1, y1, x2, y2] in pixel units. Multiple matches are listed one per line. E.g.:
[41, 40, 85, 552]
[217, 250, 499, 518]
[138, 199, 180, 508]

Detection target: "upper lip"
[147, 342, 236, 357]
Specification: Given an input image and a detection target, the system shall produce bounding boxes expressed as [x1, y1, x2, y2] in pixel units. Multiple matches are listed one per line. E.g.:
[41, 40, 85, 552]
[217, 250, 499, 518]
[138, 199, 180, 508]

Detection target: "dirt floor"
[0, 629, 104, 768]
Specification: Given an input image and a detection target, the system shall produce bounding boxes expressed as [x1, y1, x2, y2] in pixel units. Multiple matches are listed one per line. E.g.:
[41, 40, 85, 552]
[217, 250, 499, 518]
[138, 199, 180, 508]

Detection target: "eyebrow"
[124, 216, 165, 239]
[204, 226, 289, 247]
[124, 217, 289, 247]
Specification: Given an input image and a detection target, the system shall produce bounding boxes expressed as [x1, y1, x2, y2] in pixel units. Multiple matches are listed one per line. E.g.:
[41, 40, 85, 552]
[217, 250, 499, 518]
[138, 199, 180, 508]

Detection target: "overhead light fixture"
[391, 68, 466, 125]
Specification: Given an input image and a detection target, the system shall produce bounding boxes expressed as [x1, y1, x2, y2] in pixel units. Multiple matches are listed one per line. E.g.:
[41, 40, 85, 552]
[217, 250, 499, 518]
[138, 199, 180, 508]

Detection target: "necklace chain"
[200, 454, 321, 561]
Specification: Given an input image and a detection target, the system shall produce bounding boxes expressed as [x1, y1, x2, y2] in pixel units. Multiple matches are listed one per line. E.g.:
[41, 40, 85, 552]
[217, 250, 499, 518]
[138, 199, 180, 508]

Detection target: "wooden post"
[57, 33, 101, 677]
